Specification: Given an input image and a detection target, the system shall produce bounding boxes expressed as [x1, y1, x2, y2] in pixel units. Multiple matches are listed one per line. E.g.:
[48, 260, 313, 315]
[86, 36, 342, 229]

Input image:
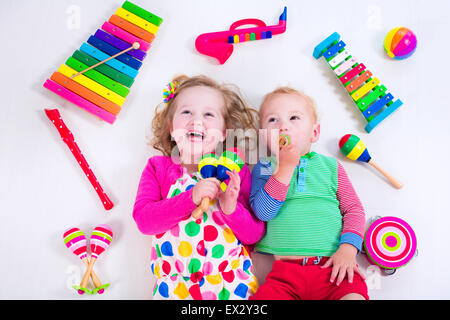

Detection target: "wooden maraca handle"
[81, 258, 102, 288]
[192, 197, 210, 219]
[368, 160, 403, 189]
[79, 257, 97, 290]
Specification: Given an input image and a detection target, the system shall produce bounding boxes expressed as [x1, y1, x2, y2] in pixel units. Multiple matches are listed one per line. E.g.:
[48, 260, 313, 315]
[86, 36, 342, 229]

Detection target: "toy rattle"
[192, 148, 245, 219]
[339, 134, 403, 189]
[279, 134, 290, 148]
[45, 109, 114, 210]
[63, 228, 110, 294]
[363, 216, 417, 275]
[192, 153, 219, 219]
[76, 225, 113, 294]
[195, 7, 287, 64]
[216, 148, 245, 189]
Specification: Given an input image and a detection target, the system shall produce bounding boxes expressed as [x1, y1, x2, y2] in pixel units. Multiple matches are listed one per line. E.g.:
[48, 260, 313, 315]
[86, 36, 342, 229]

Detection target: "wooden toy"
[43, 1, 163, 124]
[339, 134, 403, 189]
[363, 216, 417, 275]
[191, 148, 244, 218]
[77, 225, 113, 294]
[195, 7, 287, 64]
[45, 109, 114, 210]
[63, 228, 110, 295]
[279, 134, 290, 148]
[192, 153, 219, 219]
[313, 32, 403, 133]
[384, 27, 417, 60]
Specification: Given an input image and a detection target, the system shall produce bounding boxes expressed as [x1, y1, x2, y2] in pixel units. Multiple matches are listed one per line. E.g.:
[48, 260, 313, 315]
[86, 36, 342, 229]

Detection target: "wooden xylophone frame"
[43, 1, 162, 124]
[313, 32, 403, 133]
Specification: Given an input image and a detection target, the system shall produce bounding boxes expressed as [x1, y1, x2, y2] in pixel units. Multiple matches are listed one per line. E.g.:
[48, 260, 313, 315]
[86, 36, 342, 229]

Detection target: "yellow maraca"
[339, 134, 403, 189]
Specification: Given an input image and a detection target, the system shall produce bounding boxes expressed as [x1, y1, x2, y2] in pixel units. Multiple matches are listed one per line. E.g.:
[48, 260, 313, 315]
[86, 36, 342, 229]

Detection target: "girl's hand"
[191, 178, 221, 206]
[321, 243, 366, 286]
[217, 170, 241, 215]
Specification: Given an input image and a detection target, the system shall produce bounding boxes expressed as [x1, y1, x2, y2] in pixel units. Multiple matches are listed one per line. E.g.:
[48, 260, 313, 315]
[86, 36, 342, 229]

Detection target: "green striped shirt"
[255, 152, 342, 256]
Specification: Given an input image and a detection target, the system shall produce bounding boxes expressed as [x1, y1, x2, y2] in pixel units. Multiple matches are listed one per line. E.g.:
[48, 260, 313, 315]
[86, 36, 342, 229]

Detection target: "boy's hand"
[321, 243, 366, 286]
[218, 170, 241, 215]
[191, 178, 221, 206]
[274, 144, 301, 184]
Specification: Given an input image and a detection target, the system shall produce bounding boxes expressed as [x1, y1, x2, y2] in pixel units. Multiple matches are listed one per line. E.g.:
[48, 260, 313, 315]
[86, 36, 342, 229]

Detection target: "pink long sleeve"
[132, 156, 197, 235]
[132, 156, 265, 245]
[337, 161, 366, 239]
[218, 165, 266, 245]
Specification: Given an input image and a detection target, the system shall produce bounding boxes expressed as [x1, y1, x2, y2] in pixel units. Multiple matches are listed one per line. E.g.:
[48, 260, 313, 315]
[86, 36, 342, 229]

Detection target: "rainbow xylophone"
[43, 1, 163, 124]
[313, 32, 403, 133]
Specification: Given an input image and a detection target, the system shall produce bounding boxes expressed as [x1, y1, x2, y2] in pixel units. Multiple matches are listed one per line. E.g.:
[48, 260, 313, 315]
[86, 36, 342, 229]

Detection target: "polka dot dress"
[151, 171, 258, 300]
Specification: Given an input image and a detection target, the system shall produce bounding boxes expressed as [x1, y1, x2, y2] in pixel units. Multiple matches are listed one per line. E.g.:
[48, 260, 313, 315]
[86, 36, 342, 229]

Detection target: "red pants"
[252, 257, 369, 300]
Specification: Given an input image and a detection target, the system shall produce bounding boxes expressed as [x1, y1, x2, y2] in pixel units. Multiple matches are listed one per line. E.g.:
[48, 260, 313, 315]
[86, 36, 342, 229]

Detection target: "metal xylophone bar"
[313, 32, 403, 133]
[44, 1, 162, 124]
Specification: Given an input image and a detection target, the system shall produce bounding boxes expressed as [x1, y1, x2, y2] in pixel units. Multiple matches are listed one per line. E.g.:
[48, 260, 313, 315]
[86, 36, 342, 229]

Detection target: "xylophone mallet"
[78, 225, 113, 293]
[339, 134, 403, 189]
[70, 42, 140, 79]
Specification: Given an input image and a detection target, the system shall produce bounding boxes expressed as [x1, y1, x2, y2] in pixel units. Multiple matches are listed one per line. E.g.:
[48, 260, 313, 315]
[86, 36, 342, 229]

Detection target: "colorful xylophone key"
[43, 1, 163, 124]
[313, 32, 403, 133]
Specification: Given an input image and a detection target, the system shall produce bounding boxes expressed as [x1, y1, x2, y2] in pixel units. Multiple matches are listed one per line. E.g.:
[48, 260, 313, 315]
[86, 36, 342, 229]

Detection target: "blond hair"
[151, 74, 258, 157]
[260, 86, 318, 124]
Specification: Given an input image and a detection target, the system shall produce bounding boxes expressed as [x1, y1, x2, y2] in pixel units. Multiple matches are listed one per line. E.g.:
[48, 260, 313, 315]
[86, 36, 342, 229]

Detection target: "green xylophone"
[313, 32, 403, 133]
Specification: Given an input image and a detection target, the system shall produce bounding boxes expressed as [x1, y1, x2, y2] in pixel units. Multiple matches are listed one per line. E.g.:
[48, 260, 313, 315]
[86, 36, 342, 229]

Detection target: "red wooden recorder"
[45, 108, 114, 210]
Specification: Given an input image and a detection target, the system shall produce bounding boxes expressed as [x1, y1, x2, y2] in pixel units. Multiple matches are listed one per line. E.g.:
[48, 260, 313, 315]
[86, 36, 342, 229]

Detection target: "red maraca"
[77, 225, 113, 294]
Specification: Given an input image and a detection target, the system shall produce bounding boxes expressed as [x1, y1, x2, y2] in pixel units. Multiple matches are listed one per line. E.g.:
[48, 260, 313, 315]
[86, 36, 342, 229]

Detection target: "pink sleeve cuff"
[264, 176, 290, 201]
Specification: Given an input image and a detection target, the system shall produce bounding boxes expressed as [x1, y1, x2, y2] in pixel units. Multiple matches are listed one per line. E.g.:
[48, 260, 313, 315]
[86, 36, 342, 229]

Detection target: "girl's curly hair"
[151, 74, 258, 159]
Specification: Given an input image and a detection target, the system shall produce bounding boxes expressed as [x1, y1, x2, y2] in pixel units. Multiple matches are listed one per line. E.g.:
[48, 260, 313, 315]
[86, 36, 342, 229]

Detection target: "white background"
[1, 0, 449, 299]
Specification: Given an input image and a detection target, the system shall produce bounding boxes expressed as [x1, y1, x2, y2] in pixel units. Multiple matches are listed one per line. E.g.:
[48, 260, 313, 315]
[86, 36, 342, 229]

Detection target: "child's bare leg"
[340, 293, 366, 300]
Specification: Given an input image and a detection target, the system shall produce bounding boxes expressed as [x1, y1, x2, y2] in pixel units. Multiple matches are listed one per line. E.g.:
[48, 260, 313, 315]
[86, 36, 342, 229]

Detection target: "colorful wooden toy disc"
[364, 216, 417, 269]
